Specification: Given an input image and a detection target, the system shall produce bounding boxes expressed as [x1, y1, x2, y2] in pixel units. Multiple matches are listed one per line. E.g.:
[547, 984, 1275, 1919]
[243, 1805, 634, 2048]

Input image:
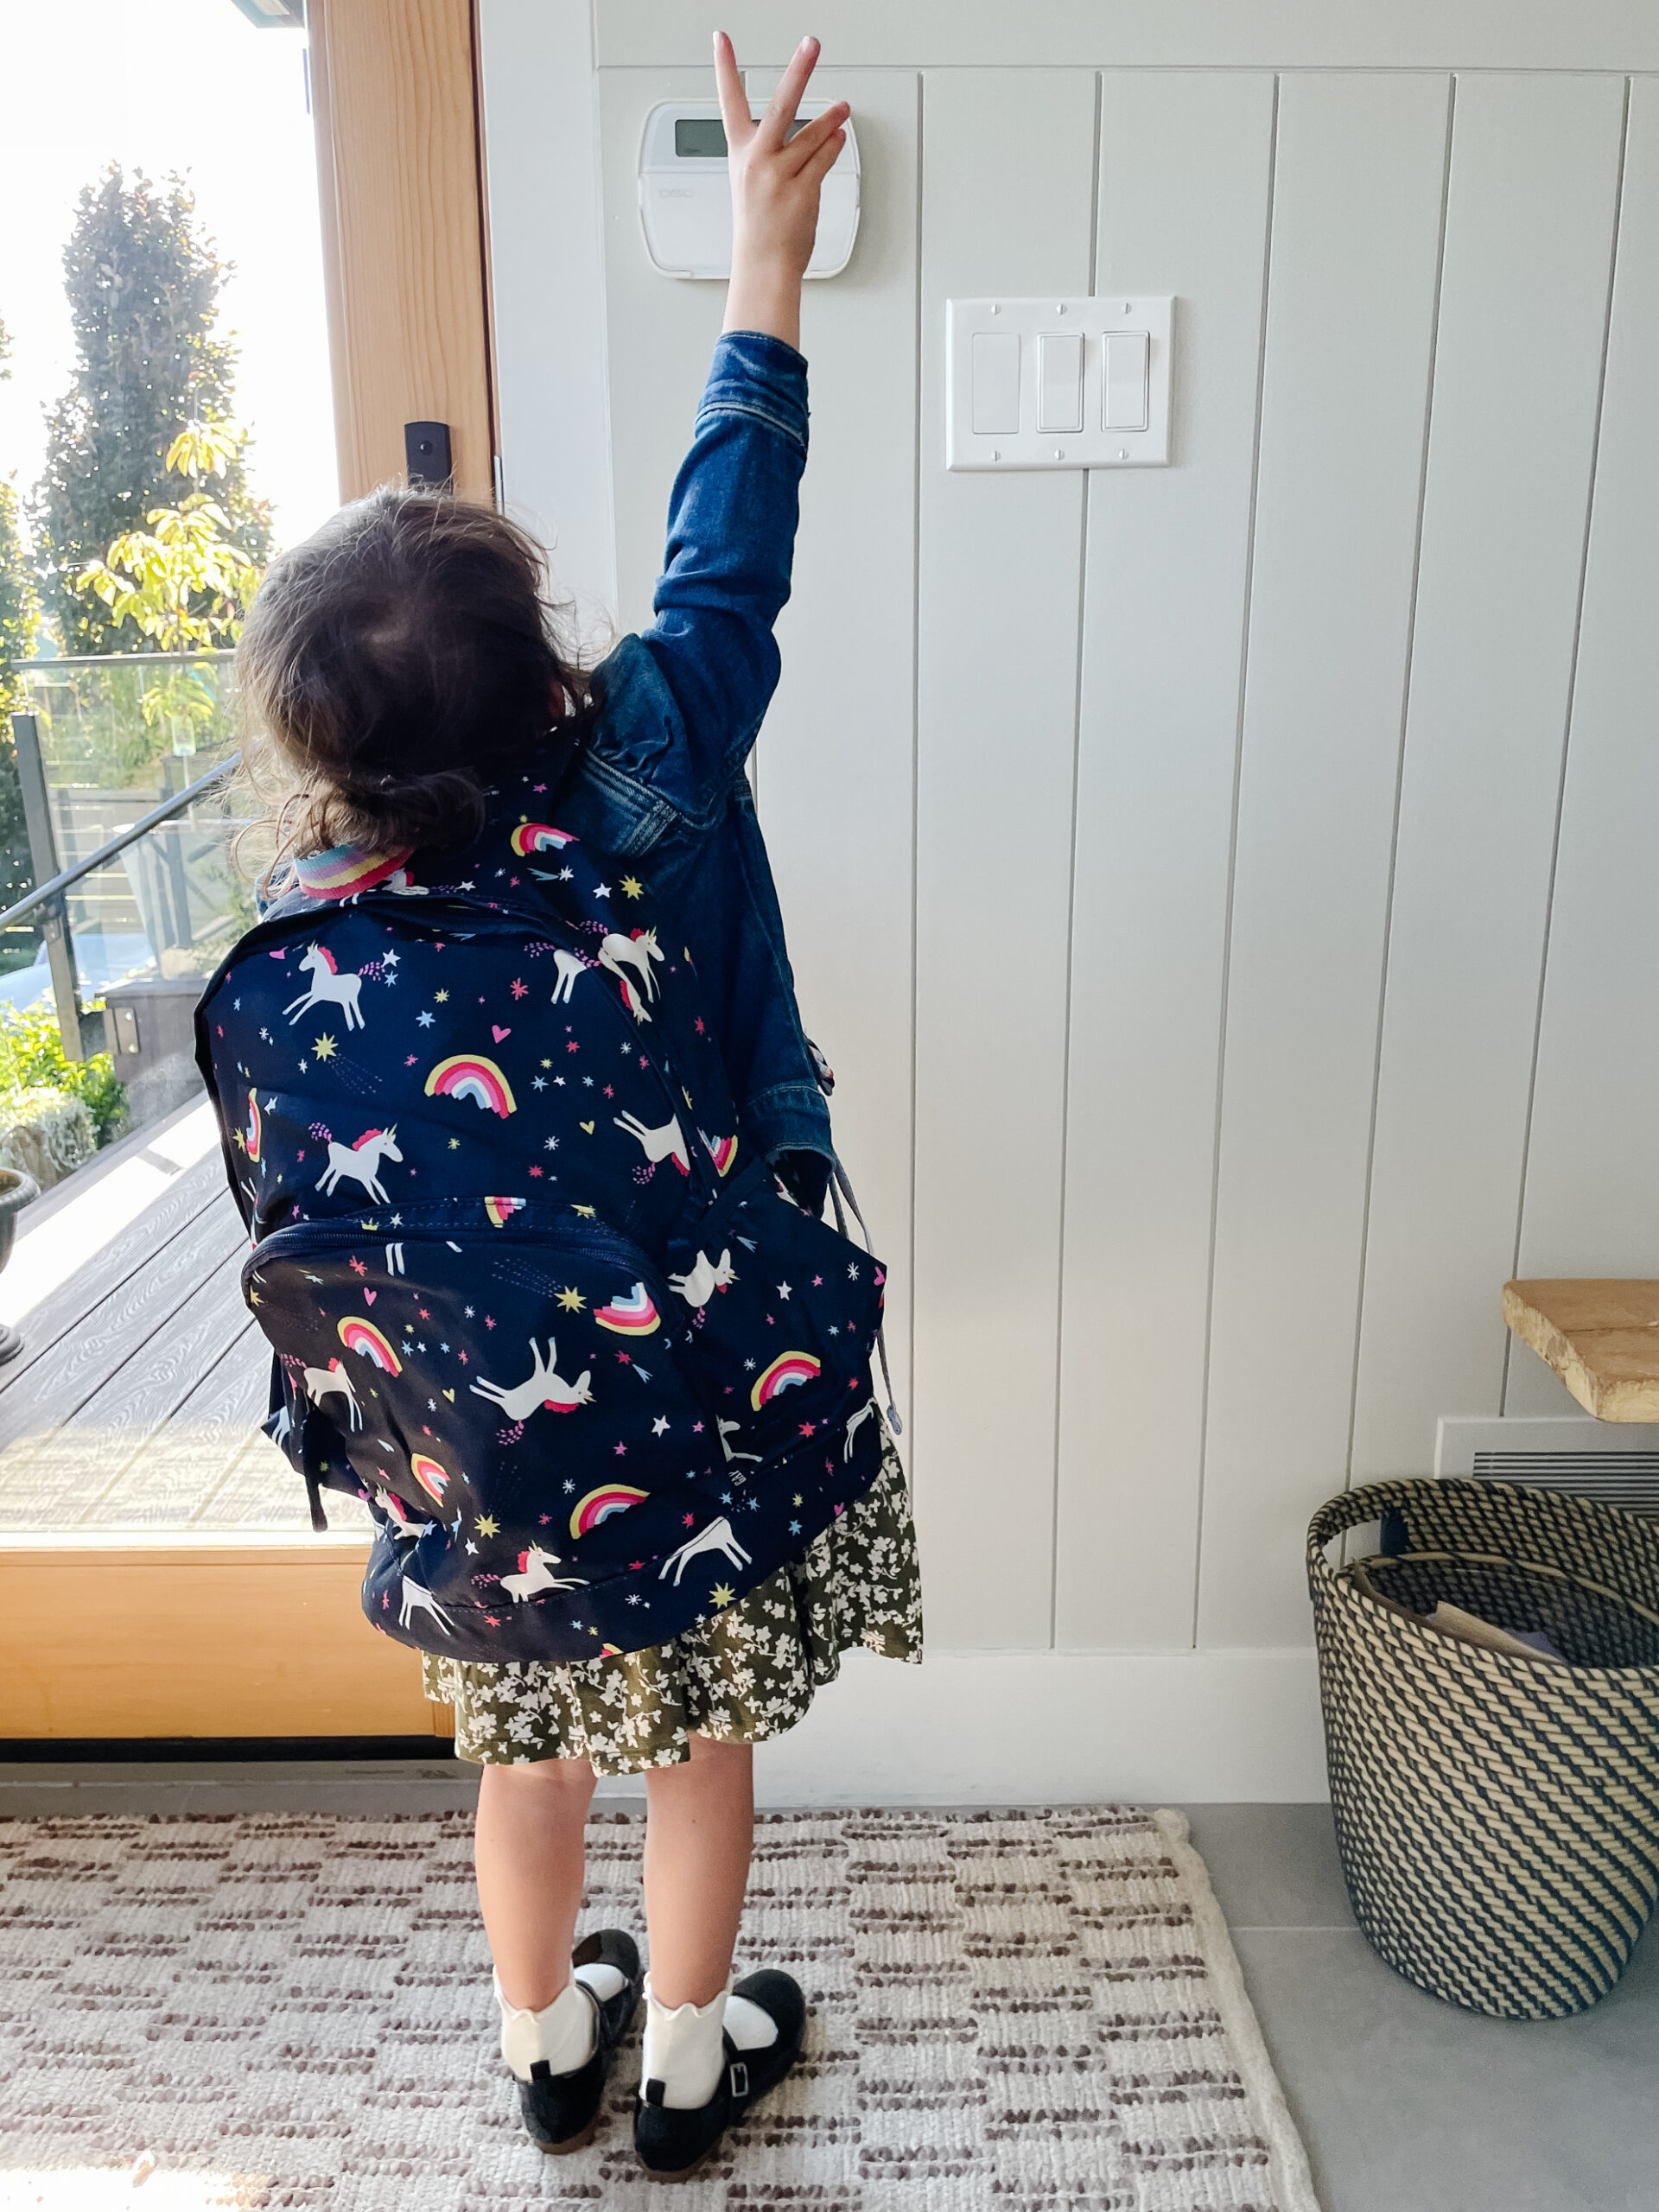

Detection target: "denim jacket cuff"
[698, 329, 810, 455]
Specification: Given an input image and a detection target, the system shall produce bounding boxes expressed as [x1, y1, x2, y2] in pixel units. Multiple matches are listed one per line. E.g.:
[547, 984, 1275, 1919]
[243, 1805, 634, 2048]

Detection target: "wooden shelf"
[1503, 1280, 1659, 1422]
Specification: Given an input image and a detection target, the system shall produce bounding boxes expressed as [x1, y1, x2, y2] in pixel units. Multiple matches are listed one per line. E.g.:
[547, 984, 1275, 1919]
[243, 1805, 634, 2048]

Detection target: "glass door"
[0, 0, 437, 1737]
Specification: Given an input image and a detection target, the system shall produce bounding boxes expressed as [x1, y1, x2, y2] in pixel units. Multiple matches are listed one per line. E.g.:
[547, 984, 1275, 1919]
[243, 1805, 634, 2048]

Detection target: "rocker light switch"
[1103, 331, 1150, 430]
[1038, 333, 1084, 434]
[971, 332, 1020, 435]
[946, 297, 1173, 469]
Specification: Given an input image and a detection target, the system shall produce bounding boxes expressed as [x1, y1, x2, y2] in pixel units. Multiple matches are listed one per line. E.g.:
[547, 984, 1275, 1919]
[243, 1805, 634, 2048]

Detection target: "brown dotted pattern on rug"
[0, 1808, 1284, 2209]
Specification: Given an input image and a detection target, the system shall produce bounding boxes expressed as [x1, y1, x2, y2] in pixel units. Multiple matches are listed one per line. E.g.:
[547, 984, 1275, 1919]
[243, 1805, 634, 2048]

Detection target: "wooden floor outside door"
[0, 1128, 447, 1739]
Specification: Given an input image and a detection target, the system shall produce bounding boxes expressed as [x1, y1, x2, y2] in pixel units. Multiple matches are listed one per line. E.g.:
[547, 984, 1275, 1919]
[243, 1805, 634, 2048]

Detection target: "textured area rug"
[0, 1806, 1318, 2211]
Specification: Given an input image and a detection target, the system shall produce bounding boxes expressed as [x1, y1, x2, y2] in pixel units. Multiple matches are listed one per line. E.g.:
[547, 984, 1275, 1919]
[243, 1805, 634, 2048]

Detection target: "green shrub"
[0, 1086, 97, 1185]
[0, 1000, 125, 1145]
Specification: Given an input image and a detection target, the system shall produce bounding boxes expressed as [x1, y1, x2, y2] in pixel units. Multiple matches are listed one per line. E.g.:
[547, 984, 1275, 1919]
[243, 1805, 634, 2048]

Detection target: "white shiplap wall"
[1056, 70, 1276, 1652]
[1198, 72, 1452, 1646]
[479, 3, 1656, 1796]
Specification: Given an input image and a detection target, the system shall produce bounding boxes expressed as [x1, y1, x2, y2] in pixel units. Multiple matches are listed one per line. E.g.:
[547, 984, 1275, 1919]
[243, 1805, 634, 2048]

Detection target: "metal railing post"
[10, 711, 93, 1064]
[160, 753, 194, 960]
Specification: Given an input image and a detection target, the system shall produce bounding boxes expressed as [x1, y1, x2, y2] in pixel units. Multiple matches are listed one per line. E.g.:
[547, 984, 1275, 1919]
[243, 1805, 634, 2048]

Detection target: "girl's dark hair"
[238, 486, 591, 859]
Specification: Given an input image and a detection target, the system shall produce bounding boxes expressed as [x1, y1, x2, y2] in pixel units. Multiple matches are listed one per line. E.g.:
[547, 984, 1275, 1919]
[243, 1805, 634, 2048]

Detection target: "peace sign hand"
[715, 30, 849, 351]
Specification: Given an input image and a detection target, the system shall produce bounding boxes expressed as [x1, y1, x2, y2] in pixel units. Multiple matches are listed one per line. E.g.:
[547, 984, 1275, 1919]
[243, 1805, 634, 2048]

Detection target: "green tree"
[0, 315, 41, 714]
[33, 167, 271, 654]
[80, 419, 259, 651]
[0, 315, 40, 927]
[78, 419, 259, 760]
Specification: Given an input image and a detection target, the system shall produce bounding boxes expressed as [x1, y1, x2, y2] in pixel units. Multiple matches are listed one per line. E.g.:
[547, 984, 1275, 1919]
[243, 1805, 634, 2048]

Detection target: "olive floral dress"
[424, 1425, 921, 1774]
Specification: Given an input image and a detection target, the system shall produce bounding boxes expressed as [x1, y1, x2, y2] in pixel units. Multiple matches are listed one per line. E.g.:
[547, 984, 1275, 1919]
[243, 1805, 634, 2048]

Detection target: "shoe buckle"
[729, 2059, 749, 2100]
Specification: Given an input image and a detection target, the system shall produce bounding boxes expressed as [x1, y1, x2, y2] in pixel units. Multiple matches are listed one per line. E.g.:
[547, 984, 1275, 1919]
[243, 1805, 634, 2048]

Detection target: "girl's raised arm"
[631, 35, 849, 810]
[714, 32, 849, 352]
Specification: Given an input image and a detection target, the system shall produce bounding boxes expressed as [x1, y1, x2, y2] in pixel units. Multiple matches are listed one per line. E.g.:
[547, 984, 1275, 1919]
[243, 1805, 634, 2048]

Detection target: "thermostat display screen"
[675, 118, 728, 157]
[674, 118, 808, 157]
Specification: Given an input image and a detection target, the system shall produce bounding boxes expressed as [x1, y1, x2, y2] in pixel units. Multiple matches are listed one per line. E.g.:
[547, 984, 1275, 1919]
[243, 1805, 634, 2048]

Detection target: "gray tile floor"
[2, 1770, 1650, 2210]
[1184, 1803, 1659, 2212]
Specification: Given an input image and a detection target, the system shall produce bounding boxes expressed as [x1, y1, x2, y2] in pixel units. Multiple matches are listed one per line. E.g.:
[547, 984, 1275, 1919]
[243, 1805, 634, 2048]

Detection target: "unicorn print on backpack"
[315, 1126, 402, 1203]
[284, 943, 365, 1029]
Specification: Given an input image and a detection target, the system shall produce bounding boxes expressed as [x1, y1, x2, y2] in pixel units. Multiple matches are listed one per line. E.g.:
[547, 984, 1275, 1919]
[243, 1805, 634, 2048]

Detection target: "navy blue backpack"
[196, 813, 889, 1664]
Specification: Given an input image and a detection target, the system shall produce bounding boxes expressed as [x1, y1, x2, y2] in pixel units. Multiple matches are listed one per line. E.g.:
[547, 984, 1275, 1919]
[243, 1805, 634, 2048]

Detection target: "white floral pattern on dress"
[423, 1431, 921, 1777]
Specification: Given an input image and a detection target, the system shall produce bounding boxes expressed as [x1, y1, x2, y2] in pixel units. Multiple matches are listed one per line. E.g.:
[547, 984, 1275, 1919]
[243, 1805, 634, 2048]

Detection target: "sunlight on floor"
[0, 2169, 268, 2209]
[0, 1101, 221, 1329]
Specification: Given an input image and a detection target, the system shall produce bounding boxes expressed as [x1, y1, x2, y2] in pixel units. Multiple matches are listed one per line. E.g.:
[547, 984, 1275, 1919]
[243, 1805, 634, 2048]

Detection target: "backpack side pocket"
[664, 1159, 887, 1467]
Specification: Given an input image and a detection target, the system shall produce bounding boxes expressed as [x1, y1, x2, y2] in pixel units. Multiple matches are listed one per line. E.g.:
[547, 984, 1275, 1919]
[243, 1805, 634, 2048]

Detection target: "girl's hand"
[715, 29, 849, 351]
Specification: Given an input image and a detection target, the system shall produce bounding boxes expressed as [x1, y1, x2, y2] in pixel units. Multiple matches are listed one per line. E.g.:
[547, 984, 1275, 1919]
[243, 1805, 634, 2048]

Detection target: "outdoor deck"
[0, 1114, 367, 1535]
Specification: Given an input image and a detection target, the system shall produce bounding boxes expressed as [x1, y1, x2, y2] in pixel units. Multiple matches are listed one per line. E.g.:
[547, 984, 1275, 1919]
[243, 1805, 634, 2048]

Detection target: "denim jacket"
[554, 330, 832, 1202]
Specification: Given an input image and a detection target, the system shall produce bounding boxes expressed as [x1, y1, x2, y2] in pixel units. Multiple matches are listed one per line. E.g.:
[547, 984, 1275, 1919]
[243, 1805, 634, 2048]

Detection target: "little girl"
[198, 30, 920, 2183]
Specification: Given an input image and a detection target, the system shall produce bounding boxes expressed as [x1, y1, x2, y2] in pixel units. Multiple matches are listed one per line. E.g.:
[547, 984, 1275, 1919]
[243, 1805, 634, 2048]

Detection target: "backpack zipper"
[244, 1207, 675, 1307]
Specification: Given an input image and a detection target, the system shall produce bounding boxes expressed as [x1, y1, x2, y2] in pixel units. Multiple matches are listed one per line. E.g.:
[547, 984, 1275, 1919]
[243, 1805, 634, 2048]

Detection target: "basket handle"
[1306, 1479, 1415, 1555]
[1305, 1478, 1426, 1593]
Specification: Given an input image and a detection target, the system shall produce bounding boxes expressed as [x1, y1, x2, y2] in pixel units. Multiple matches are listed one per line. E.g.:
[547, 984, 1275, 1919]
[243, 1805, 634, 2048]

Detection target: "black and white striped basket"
[1307, 1477, 1659, 2019]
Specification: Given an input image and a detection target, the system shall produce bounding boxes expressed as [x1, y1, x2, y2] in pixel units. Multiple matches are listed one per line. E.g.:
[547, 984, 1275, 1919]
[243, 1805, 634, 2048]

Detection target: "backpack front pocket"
[241, 1202, 760, 1661]
[663, 1159, 887, 1466]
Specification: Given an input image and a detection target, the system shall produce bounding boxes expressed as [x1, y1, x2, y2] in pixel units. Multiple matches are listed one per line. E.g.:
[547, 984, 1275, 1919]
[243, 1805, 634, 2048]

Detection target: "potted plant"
[0, 1163, 38, 1361]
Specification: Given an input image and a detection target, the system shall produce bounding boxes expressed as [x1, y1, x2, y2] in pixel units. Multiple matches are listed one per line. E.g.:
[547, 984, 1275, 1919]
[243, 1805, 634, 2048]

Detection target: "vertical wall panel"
[480, 0, 617, 618]
[1198, 74, 1451, 1647]
[1510, 80, 1659, 1324]
[599, 69, 734, 632]
[754, 72, 921, 1423]
[1053, 72, 1274, 1649]
[1351, 74, 1626, 1482]
[912, 70, 1097, 1647]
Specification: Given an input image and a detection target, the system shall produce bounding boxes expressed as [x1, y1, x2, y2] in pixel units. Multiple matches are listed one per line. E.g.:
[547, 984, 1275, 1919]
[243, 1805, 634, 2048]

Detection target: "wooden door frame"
[3, 1535, 440, 1739]
[307, 0, 499, 505]
[0, 0, 497, 1741]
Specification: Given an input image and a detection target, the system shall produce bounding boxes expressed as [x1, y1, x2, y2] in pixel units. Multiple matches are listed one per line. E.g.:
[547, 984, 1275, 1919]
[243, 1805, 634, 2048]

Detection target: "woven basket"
[1307, 1477, 1659, 2018]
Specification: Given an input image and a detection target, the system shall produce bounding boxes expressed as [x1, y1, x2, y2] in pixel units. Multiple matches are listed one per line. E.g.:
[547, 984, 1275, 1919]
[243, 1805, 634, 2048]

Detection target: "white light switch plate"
[946, 296, 1173, 470]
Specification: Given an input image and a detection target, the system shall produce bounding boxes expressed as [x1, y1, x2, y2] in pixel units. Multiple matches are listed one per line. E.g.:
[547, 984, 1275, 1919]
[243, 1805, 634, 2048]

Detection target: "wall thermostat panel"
[639, 101, 860, 279]
[945, 296, 1174, 469]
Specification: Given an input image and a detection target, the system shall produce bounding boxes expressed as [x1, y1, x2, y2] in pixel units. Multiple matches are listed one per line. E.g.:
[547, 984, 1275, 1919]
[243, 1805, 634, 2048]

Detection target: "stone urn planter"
[0, 1166, 39, 1363]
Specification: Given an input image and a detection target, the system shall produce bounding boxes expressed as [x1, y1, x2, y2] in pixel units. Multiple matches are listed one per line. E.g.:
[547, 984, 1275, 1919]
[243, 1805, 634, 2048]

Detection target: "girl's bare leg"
[474, 1757, 597, 2009]
[642, 1734, 754, 2004]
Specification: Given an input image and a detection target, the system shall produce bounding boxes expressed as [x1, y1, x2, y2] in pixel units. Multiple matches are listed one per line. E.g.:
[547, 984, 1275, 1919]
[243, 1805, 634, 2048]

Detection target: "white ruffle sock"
[494, 1958, 629, 2082]
[640, 1975, 780, 2109]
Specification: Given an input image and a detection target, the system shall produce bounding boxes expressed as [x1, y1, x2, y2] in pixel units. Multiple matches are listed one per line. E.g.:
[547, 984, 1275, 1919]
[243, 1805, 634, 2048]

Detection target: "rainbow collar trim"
[292, 845, 414, 899]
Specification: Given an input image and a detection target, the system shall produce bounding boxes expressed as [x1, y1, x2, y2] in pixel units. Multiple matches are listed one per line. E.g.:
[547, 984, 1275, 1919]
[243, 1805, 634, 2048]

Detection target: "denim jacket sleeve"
[582, 329, 806, 826]
[558, 330, 832, 1194]
[644, 328, 806, 793]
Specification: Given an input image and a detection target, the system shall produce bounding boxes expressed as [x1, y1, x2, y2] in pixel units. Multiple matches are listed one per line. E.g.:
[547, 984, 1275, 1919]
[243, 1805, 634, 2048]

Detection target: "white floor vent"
[1435, 1417, 1659, 1516]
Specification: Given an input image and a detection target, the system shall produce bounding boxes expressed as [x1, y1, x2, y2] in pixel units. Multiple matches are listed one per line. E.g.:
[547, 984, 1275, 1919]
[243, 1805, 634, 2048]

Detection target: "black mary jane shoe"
[632, 1968, 806, 2182]
[517, 1929, 644, 2155]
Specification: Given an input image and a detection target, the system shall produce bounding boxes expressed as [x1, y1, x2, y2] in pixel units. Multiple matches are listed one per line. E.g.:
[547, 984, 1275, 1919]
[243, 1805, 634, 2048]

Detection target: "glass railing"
[3, 652, 268, 1186]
